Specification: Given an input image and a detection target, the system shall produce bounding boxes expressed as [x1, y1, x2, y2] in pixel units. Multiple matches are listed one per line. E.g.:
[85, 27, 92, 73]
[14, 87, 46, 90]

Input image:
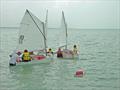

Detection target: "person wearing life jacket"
[22, 49, 31, 62]
[47, 48, 53, 56]
[73, 45, 78, 55]
[57, 48, 63, 58]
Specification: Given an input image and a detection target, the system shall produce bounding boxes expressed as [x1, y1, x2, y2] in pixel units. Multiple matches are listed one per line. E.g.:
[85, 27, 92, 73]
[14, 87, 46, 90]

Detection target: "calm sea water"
[0, 28, 120, 90]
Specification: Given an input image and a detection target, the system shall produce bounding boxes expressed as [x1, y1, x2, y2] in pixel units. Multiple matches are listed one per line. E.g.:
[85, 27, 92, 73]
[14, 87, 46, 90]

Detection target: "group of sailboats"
[9, 9, 79, 66]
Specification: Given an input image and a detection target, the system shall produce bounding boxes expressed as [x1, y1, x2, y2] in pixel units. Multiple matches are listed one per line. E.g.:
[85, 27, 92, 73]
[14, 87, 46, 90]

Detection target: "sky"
[0, 0, 120, 29]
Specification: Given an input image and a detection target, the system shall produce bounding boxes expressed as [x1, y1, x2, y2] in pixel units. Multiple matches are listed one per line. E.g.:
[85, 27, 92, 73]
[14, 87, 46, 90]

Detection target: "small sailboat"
[57, 11, 79, 59]
[10, 9, 52, 66]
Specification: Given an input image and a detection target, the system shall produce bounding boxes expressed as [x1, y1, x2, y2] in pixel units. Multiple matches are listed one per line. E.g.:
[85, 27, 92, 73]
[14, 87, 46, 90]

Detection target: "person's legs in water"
[9, 63, 16, 66]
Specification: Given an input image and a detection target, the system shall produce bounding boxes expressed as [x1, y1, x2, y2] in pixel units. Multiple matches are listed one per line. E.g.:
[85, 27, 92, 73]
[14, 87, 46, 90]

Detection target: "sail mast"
[43, 10, 48, 56]
[45, 9, 48, 26]
[45, 9, 48, 47]
[62, 11, 68, 49]
[42, 10, 48, 56]
[43, 22, 47, 56]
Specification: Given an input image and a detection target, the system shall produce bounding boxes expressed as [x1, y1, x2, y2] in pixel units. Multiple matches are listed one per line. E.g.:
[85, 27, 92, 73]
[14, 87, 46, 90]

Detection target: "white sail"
[17, 9, 46, 52]
[59, 11, 68, 49]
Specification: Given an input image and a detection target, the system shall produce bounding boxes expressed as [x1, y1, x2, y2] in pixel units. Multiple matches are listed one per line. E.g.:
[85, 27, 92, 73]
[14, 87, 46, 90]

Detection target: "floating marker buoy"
[74, 69, 84, 77]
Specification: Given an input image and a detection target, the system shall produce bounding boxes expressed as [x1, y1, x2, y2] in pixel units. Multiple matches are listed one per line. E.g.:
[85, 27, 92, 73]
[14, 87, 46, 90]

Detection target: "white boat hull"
[16, 55, 53, 66]
[17, 58, 52, 66]
[62, 49, 79, 59]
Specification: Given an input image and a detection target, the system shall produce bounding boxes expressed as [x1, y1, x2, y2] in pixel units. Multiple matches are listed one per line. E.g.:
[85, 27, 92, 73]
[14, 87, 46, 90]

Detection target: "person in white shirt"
[9, 52, 18, 66]
[16, 51, 22, 62]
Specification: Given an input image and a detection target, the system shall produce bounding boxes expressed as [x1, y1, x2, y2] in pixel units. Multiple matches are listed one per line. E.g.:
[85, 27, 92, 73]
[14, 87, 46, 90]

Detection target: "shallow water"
[0, 28, 120, 90]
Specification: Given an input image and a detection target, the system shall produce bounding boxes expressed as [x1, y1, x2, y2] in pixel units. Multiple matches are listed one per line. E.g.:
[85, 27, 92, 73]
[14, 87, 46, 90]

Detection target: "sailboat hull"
[16, 55, 53, 66]
[62, 49, 79, 59]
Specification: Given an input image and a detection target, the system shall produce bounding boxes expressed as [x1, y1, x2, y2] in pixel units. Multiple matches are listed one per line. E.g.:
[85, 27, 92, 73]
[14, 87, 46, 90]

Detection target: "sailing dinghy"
[10, 9, 52, 66]
[58, 11, 79, 59]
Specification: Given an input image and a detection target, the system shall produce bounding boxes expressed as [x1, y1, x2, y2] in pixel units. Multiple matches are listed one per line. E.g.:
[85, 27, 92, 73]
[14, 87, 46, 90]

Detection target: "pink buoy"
[74, 69, 84, 77]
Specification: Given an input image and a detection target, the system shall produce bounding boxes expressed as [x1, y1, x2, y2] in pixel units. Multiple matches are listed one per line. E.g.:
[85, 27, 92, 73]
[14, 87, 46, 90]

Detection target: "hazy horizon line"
[0, 26, 119, 30]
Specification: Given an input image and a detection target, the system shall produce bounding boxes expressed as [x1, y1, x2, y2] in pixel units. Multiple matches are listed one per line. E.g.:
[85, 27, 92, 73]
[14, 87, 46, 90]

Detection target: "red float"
[74, 69, 84, 77]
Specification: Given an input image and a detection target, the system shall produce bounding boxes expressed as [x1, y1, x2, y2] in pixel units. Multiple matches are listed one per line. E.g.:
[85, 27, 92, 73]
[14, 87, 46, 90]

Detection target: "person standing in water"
[47, 48, 53, 56]
[22, 49, 31, 62]
[16, 51, 22, 62]
[73, 45, 78, 55]
[57, 48, 63, 58]
[9, 52, 18, 66]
